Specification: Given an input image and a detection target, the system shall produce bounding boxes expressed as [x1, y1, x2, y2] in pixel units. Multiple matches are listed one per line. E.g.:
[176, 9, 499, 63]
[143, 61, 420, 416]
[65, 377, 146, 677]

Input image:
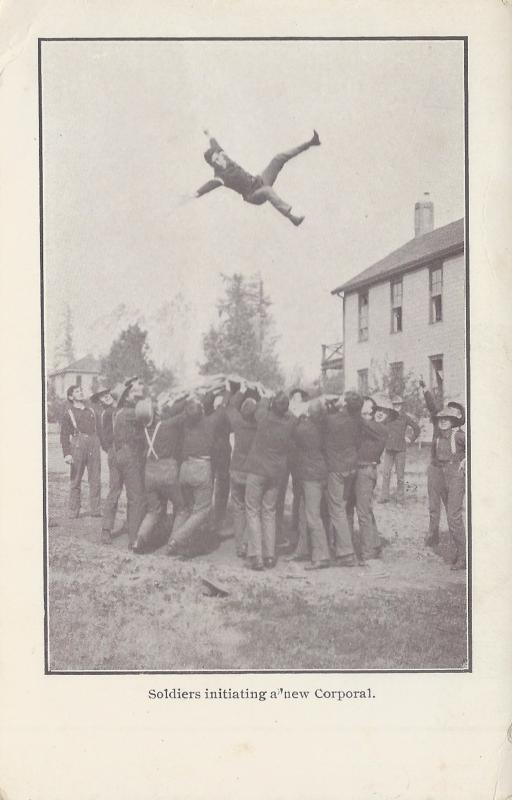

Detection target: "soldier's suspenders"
[433, 429, 459, 460]
[145, 422, 162, 461]
[68, 408, 78, 434]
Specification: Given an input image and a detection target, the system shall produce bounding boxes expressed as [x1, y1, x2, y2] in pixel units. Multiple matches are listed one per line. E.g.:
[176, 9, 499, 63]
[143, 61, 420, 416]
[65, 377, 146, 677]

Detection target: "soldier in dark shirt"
[420, 380, 466, 569]
[108, 377, 147, 548]
[380, 395, 421, 504]
[193, 129, 321, 226]
[167, 397, 230, 556]
[203, 391, 232, 531]
[92, 389, 115, 453]
[290, 399, 331, 569]
[60, 384, 101, 518]
[276, 388, 308, 551]
[244, 392, 297, 570]
[132, 398, 185, 553]
[226, 391, 258, 558]
[346, 398, 389, 563]
[91, 388, 123, 544]
[323, 390, 363, 566]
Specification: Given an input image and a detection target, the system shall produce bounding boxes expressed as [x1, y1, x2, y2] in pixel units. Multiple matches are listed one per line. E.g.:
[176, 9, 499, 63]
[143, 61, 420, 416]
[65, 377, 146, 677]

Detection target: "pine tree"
[200, 273, 284, 388]
[53, 303, 75, 368]
[101, 323, 156, 387]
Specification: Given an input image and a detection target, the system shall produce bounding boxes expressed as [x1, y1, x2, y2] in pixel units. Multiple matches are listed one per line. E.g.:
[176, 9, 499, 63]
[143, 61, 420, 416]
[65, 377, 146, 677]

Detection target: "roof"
[331, 218, 464, 295]
[48, 355, 101, 377]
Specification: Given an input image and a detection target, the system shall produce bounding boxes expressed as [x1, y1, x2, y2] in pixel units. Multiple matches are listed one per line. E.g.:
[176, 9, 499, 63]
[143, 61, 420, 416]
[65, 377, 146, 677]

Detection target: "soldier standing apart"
[323, 390, 363, 567]
[289, 399, 331, 570]
[420, 380, 466, 570]
[109, 377, 147, 549]
[379, 395, 420, 504]
[60, 384, 101, 519]
[91, 388, 121, 545]
[244, 392, 296, 570]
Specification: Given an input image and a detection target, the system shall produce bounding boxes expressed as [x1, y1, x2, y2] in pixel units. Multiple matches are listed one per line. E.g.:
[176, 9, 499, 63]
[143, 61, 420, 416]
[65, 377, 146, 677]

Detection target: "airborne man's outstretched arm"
[203, 128, 222, 152]
[195, 178, 224, 198]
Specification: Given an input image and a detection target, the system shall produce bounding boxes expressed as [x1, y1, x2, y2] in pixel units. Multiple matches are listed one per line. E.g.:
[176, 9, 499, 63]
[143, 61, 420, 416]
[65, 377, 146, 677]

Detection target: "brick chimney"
[414, 192, 434, 238]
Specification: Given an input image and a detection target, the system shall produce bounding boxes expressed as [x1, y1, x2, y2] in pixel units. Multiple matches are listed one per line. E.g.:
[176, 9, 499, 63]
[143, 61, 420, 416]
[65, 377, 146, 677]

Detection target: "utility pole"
[258, 274, 263, 357]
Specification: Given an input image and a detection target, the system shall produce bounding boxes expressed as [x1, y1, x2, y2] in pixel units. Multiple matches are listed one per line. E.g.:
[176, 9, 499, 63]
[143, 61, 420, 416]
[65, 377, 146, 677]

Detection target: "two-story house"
[331, 198, 465, 401]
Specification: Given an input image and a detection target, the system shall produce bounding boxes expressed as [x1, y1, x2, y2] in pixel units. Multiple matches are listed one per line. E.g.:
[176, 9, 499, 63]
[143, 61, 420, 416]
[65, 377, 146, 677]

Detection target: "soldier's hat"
[90, 387, 112, 404]
[373, 396, 399, 420]
[435, 404, 464, 422]
[447, 401, 466, 426]
[289, 387, 310, 401]
[391, 395, 404, 405]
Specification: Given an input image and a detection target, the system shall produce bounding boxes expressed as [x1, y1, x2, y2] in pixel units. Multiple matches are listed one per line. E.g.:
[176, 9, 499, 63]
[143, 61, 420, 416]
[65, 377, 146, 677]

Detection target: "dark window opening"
[429, 355, 444, 401]
[358, 369, 369, 396]
[391, 279, 403, 333]
[392, 307, 403, 333]
[389, 361, 404, 396]
[430, 266, 443, 323]
[432, 295, 442, 322]
[358, 291, 369, 341]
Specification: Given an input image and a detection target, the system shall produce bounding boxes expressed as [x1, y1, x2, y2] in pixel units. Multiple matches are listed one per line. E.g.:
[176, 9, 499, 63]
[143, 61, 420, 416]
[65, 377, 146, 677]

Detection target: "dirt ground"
[46, 426, 468, 672]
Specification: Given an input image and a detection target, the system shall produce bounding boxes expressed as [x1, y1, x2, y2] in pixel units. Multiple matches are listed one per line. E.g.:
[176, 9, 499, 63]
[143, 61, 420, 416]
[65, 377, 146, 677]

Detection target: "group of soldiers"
[59, 374, 467, 572]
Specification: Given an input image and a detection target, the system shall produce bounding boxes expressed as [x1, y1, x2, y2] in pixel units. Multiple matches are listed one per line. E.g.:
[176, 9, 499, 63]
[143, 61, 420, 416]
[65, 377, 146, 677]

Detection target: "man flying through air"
[192, 129, 321, 226]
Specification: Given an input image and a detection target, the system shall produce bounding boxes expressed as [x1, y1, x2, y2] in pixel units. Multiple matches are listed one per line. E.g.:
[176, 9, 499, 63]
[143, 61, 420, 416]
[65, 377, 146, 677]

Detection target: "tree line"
[47, 274, 285, 421]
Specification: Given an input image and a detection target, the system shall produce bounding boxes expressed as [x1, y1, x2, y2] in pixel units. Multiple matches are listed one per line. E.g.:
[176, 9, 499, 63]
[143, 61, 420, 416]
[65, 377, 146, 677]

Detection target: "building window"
[75, 375, 82, 387]
[389, 361, 404, 395]
[429, 355, 444, 400]
[391, 279, 403, 333]
[358, 291, 369, 341]
[430, 266, 443, 323]
[357, 369, 369, 396]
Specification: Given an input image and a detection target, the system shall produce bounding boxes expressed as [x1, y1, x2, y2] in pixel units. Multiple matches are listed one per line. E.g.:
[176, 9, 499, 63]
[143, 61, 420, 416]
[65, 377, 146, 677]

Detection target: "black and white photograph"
[41, 37, 468, 673]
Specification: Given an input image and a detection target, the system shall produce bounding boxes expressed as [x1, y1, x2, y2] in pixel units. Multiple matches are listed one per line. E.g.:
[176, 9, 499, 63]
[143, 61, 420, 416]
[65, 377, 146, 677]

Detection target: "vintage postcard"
[0, 2, 511, 799]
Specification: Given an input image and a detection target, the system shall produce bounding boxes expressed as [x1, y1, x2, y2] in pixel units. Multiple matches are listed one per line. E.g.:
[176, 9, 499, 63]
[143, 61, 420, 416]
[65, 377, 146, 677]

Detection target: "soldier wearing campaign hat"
[420, 379, 466, 570]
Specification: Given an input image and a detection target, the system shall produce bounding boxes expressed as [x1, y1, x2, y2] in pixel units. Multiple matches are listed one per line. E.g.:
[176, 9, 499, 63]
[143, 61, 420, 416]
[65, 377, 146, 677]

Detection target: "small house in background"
[331, 196, 465, 403]
[48, 355, 102, 398]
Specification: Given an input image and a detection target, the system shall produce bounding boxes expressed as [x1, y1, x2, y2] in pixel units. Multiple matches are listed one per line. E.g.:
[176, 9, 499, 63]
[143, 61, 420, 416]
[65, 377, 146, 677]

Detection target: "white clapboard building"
[331, 198, 465, 403]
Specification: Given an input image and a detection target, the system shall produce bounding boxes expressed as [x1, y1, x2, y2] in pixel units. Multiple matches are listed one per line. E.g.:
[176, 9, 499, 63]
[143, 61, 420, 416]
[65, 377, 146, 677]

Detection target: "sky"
[42, 39, 465, 383]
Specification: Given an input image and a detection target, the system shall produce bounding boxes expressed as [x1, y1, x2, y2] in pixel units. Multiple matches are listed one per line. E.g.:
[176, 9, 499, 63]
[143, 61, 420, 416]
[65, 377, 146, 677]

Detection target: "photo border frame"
[39, 35, 471, 676]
